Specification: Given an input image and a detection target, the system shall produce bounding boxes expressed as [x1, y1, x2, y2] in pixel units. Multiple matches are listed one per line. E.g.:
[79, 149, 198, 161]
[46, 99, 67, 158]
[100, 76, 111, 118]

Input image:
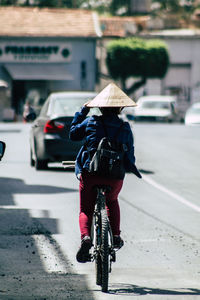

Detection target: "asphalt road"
[0, 121, 200, 300]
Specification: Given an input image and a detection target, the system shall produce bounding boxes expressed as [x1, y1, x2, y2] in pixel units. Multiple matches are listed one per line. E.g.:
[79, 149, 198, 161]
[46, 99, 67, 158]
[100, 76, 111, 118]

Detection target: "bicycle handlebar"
[62, 161, 75, 168]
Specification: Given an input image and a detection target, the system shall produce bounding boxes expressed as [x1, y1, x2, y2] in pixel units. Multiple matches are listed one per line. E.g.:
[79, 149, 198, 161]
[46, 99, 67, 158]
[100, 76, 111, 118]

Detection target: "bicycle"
[62, 161, 117, 293]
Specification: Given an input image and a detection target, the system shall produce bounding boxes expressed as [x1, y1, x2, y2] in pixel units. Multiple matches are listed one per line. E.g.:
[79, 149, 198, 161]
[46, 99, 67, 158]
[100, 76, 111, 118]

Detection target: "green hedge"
[106, 38, 169, 80]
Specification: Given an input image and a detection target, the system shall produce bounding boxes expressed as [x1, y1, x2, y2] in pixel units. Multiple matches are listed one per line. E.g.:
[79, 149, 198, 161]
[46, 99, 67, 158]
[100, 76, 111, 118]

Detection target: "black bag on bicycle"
[88, 120, 128, 179]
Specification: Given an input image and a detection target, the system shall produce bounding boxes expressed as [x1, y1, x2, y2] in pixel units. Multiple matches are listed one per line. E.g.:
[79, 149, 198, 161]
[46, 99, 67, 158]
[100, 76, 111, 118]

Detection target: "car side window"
[40, 99, 50, 117]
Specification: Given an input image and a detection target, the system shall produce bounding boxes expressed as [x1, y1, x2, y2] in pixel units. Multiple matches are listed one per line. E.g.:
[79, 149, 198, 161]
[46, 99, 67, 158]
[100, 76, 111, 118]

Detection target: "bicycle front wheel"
[101, 208, 109, 293]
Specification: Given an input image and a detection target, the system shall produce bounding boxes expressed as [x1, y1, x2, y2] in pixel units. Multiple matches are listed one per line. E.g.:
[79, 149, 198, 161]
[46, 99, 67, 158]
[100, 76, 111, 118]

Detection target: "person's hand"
[81, 106, 90, 116]
[83, 101, 90, 107]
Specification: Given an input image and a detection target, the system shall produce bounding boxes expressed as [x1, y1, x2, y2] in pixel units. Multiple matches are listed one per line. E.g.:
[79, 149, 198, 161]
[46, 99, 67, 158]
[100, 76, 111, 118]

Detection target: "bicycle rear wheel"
[93, 215, 102, 286]
[101, 208, 109, 292]
[95, 252, 102, 285]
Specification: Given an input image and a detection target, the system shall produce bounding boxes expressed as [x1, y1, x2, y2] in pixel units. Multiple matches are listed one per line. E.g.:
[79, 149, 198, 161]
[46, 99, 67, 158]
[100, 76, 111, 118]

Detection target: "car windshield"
[141, 101, 170, 109]
[48, 95, 99, 116]
[188, 106, 200, 114]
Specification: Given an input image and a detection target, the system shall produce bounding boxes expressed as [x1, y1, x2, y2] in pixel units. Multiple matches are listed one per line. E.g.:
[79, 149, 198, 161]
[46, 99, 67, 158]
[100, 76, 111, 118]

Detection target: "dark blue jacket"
[69, 106, 142, 179]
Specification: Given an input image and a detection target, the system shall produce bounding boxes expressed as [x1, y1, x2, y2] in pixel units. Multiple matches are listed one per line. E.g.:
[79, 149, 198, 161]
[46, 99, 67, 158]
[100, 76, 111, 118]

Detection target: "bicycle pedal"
[110, 250, 116, 262]
[87, 254, 93, 262]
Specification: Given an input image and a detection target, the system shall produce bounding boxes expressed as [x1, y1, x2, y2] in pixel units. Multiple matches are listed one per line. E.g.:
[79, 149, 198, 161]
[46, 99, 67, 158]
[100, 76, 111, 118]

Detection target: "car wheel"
[30, 149, 35, 167]
[35, 157, 48, 170]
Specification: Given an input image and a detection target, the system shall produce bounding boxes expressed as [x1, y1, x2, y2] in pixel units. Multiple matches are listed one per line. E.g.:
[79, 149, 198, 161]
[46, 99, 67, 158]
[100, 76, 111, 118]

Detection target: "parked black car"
[30, 91, 97, 170]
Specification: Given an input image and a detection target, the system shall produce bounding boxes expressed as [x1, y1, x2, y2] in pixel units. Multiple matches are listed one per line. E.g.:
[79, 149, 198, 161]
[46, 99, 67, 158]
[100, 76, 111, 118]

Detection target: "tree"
[106, 37, 169, 95]
[77, 0, 129, 15]
[152, 0, 198, 14]
[0, 0, 17, 4]
[152, 0, 180, 12]
[0, 0, 130, 12]
[37, 0, 58, 7]
[109, 0, 129, 15]
[152, 0, 198, 27]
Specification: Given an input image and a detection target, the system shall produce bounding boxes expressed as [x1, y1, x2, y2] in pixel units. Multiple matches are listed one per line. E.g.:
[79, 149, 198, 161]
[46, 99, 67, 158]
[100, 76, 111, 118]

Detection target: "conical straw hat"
[86, 83, 137, 107]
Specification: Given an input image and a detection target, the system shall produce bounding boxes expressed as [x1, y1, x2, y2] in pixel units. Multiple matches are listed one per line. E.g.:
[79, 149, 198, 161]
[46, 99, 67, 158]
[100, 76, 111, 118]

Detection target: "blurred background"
[0, 2, 200, 298]
[0, 0, 200, 123]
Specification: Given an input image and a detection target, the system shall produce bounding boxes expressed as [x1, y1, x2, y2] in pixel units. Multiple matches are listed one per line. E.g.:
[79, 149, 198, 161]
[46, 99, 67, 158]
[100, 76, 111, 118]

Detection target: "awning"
[4, 64, 73, 81]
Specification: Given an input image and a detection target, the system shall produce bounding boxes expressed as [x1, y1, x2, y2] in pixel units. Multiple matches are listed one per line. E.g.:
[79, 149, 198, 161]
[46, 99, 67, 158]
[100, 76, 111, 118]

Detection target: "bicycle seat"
[94, 185, 112, 193]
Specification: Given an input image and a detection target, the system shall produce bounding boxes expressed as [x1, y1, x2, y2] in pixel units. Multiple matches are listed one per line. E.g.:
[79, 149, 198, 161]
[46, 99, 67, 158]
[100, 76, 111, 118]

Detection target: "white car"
[185, 102, 200, 125]
[125, 95, 177, 122]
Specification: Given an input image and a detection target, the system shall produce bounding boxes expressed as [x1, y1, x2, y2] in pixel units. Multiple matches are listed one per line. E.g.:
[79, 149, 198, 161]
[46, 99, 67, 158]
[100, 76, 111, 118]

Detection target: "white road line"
[143, 175, 200, 213]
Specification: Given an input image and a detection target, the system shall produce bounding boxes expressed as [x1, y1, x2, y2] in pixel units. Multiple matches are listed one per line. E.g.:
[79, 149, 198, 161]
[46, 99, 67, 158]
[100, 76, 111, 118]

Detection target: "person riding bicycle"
[69, 83, 142, 263]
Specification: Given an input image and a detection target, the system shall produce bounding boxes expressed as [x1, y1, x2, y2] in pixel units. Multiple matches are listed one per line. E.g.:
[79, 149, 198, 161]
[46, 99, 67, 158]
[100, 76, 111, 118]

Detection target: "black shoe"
[76, 236, 92, 263]
[113, 236, 124, 249]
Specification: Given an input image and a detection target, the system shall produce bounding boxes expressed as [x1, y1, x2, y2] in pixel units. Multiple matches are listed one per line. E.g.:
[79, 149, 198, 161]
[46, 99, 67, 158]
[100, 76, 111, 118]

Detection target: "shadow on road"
[0, 177, 94, 299]
[139, 168, 154, 175]
[0, 177, 77, 205]
[109, 284, 200, 296]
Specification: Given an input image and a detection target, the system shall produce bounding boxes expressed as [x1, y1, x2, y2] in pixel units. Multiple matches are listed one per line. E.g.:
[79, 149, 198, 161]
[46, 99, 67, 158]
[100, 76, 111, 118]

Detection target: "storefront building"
[0, 7, 101, 120]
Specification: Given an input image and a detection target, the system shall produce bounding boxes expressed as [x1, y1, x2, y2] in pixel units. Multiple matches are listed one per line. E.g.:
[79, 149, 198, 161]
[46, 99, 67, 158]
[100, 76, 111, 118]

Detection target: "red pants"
[79, 171, 123, 240]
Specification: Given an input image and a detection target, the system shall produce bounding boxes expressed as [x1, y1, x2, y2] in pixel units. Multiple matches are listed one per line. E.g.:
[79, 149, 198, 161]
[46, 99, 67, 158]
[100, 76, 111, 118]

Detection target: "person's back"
[86, 111, 129, 147]
[86, 109, 135, 180]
